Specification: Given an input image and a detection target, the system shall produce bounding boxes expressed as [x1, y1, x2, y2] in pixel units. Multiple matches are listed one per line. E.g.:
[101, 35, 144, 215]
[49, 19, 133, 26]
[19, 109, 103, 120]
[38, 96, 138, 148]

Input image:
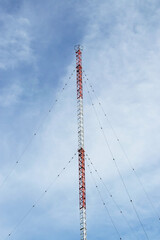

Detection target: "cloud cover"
[0, 0, 160, 240]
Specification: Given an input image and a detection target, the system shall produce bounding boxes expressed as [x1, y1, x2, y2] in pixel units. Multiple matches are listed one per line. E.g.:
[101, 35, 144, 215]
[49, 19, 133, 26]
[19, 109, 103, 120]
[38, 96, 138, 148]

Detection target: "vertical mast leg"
[75, 45, 87, 240]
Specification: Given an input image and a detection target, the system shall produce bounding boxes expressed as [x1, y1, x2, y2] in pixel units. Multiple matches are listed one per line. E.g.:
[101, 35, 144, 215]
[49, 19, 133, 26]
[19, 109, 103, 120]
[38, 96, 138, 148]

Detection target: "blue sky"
[0, 0, 160, 240]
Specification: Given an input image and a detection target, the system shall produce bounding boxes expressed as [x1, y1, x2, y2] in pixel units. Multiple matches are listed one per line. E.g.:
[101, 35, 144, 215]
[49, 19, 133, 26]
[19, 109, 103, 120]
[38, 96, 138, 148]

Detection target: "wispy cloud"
[0, 83, 23, 106]
[0, 14, 33, 70]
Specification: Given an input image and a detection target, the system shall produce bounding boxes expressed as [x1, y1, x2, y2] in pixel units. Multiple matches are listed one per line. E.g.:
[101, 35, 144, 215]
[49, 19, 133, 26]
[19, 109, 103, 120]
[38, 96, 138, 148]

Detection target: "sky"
[0, 0, 160, 239]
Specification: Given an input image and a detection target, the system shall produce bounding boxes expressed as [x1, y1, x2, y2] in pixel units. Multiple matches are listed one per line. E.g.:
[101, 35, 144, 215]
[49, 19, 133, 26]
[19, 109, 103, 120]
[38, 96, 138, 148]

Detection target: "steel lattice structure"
[75, 45, 87, 240]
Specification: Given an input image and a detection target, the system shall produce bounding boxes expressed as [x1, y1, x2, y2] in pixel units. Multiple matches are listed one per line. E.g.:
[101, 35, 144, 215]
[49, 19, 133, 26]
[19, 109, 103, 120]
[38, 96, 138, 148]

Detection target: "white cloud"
[0, 83, 23, 107]
[0, 14, 33, 69]
[79, 1, 160, 238]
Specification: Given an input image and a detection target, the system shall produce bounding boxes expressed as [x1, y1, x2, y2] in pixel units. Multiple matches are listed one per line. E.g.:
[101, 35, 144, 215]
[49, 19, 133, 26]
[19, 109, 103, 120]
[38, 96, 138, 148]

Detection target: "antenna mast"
[75, 45, 87, 240]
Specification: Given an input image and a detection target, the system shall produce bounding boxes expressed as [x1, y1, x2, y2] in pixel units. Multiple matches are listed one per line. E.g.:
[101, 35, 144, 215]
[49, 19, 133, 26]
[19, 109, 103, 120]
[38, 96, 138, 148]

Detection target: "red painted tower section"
[75, 45, 87, 240]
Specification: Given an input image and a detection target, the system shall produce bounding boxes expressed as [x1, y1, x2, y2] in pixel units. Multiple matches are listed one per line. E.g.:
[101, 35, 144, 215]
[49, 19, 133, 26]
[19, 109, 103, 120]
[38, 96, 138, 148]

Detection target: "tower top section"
[74, 44, 83, 52]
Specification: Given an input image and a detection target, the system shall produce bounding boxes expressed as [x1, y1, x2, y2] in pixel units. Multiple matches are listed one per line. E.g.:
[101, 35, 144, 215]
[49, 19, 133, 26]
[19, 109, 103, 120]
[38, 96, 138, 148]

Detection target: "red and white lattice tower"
[75, 45, 87, 240]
